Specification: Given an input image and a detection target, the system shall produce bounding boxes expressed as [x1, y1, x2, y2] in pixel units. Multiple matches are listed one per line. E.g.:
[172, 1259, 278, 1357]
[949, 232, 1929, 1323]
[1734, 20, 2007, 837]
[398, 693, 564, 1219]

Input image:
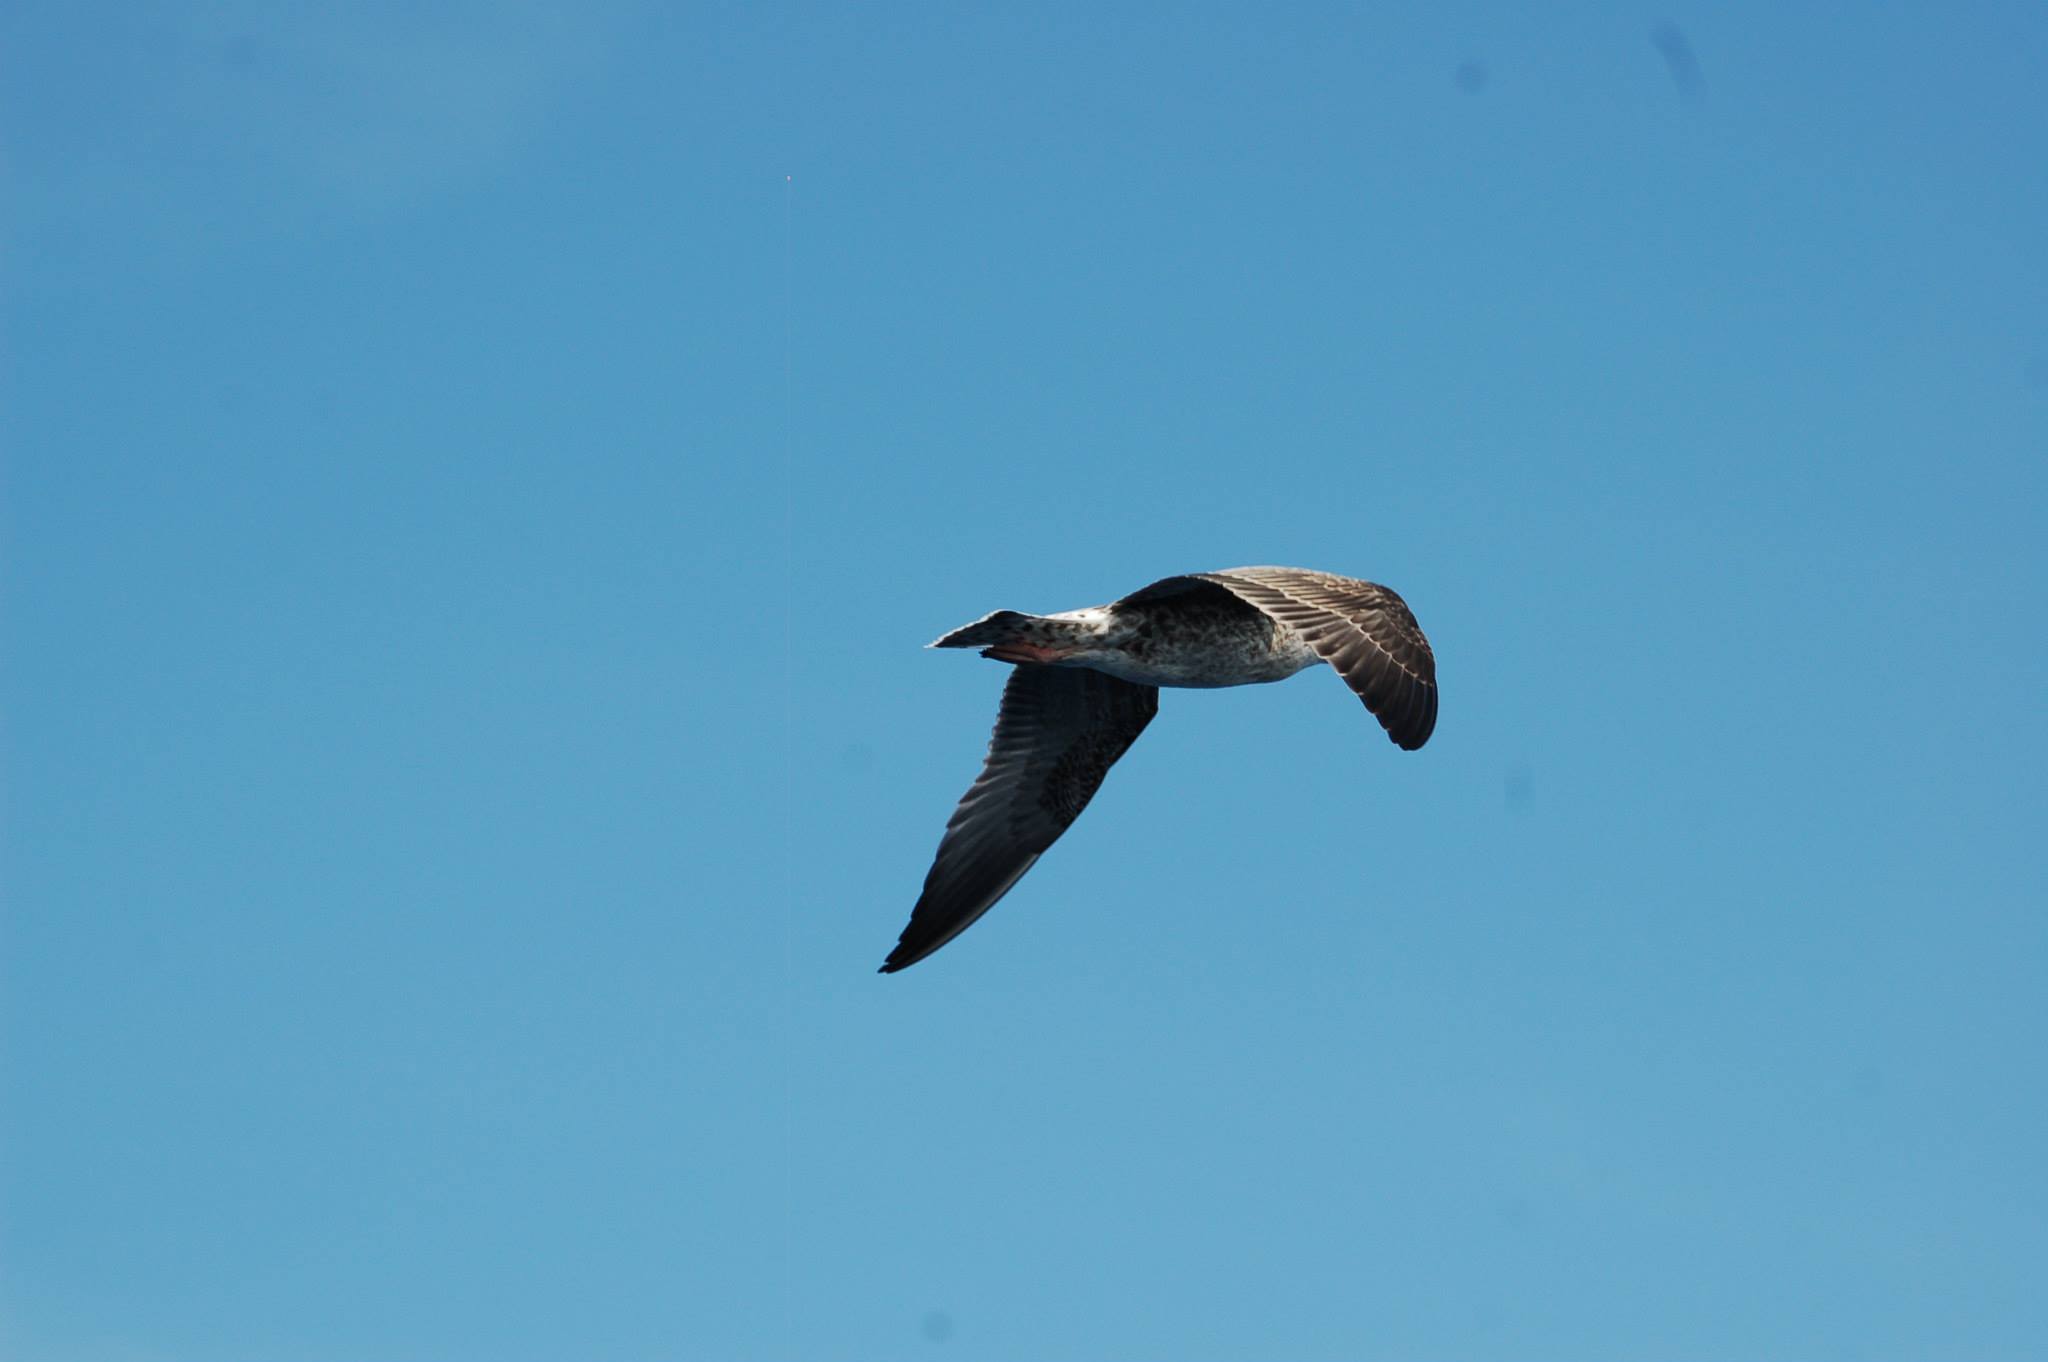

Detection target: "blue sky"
[4, 3, 2044, 1358]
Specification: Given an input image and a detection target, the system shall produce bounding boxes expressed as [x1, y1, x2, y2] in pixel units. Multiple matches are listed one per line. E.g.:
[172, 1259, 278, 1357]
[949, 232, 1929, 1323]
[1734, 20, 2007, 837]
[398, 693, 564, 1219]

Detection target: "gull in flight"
[881, 567, 1437, 972]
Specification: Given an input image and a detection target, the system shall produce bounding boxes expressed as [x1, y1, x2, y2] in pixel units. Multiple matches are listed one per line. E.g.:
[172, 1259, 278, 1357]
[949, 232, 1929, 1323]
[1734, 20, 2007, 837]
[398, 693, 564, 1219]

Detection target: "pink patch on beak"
[983, 642, 1066, 665]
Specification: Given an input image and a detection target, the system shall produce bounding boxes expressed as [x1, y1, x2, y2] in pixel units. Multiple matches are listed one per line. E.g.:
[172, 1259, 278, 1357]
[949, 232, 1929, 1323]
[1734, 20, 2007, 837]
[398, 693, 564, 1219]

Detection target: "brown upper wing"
[1192, 566, 1437, 750]
[881, 665, 1159, 973]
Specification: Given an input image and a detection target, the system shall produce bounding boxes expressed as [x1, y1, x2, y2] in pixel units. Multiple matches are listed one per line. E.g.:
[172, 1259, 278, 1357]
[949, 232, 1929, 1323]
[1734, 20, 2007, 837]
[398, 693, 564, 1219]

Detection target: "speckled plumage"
[880, 567, 1438, 973]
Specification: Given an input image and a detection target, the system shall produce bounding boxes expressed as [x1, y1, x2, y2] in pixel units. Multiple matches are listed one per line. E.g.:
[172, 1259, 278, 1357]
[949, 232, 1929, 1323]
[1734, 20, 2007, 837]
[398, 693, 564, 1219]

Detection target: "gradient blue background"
[5, 4, 2044, 1359]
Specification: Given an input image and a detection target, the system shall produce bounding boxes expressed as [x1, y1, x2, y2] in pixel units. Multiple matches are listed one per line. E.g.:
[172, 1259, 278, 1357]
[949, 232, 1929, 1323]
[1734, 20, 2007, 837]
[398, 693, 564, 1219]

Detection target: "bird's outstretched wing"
[1124, 566, 1437, 749]
[882, 665, 1158, 973]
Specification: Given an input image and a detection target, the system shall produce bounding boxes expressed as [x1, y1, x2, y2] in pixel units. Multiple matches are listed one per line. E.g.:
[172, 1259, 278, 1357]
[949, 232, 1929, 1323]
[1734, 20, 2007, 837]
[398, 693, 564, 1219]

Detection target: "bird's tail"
[930, 610, 1085, 665]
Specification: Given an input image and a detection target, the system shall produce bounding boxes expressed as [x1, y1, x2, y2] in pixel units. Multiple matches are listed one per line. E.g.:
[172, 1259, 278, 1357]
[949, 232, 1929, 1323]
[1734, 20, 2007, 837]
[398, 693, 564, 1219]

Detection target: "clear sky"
[4, 3, 2044, 1359]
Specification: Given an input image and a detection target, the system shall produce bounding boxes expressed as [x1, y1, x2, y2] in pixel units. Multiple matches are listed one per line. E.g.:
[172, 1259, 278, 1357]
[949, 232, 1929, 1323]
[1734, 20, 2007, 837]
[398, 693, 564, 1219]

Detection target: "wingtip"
[880, 936, 938, 973]
[1393, 721, 1433, 752]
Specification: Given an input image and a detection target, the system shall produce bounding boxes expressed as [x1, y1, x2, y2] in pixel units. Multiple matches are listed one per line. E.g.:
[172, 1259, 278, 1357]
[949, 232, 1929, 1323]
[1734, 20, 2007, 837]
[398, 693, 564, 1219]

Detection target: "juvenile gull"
[881, 566, 1437, 973]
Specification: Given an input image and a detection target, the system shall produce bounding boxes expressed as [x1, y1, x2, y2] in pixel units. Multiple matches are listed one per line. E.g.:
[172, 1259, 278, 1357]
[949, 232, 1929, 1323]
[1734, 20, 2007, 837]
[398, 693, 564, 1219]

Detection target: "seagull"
[881, 567, 1437, 973]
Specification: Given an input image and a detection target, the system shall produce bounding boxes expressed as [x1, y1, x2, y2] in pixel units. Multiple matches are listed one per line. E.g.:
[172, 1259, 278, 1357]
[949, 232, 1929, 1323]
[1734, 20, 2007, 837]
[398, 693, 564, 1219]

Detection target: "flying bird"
[881, 567, 1437, 973]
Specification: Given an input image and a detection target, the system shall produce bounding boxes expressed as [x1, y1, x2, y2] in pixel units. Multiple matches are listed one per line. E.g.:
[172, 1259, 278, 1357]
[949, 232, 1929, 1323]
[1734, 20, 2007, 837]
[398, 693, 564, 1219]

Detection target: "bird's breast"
[1080, 611, 1320, 689]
